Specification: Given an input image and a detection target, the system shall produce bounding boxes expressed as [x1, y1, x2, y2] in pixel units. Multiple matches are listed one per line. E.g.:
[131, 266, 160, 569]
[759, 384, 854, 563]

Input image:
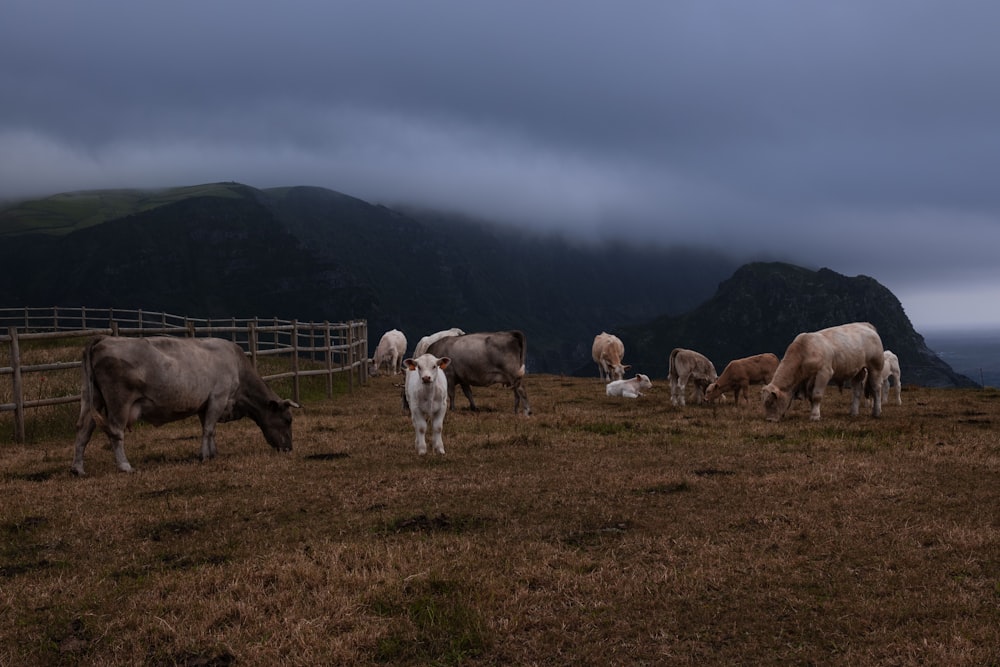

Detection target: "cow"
[606, 374, 652, 398]
[70, 336, 298, 475]
[414, 327, 466, 357]
[761, 321, 884, 422]
[705, 353, 780, 406]
[668, 348, 718, 406]
[592, 332, 629, 382]
[368, 328, 407, 376]
[426, 330, 531, 415]
[880, 349, 903, 405]
[403, 353, 451, 455]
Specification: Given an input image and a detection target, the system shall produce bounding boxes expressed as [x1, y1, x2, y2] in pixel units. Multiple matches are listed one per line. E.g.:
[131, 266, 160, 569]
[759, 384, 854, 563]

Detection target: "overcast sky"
[3, 1, 999, 331]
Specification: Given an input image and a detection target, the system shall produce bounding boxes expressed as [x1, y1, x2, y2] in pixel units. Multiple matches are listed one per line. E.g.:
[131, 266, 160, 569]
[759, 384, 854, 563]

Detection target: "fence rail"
[1, 307, 369, 443]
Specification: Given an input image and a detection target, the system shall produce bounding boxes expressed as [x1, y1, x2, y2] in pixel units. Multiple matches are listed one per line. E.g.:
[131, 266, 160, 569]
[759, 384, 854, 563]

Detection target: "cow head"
[259, 398, 298, 451]
[404, 354, 450, 383]
[705, 382, 722, 403]
[761, 384, 791, 422]
[610, 363, 629, 382]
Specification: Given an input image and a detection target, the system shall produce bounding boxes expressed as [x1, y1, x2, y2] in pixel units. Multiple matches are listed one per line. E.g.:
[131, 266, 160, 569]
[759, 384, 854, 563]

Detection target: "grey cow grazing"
[426, 330, 531, 415]
[70, 336, 298, 475]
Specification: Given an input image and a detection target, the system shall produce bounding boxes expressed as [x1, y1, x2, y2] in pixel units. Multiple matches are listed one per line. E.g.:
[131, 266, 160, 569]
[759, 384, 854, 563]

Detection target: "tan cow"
[762, 322, 884, 422]
[705, 353, 779, 405]
[668, 348, 718, 406]
[592, 332, 629, 382]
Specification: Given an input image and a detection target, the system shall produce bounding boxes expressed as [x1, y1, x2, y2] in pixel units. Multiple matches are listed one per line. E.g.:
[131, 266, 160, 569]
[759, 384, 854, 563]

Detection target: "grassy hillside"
[0, 183, 251, 237]
[0, 183, 739, 375]
[2, 371, 998, 665]
[0, 183, 973, 384]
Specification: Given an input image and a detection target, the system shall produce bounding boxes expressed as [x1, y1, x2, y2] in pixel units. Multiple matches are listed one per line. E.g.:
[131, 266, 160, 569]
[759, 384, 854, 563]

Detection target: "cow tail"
[77, 337, 108, 432]
[669, 348, 679, 375]
[515, 330, 527, 378]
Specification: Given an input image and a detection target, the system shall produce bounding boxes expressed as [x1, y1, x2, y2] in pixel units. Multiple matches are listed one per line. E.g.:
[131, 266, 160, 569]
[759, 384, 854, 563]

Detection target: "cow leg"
[70, 415, 97, 476]
[199, 422, 218, 461]
[868, 369, 883, 418]
[675, 377, 687, 406]
[459, 382, 478, 411]
[513, 382, 531, 415]
[808, 382, 829, 421]
[808, 395, 823, 421]
[430, 411, 446, 455]
[412, 414, 429, 455]
[199, 406, 224, 461]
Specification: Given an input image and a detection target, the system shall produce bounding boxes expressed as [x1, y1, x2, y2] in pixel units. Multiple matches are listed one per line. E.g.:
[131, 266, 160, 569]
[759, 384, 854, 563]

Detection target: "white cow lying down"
[403, 353, 451, 455]
[606, 374, 652, 398]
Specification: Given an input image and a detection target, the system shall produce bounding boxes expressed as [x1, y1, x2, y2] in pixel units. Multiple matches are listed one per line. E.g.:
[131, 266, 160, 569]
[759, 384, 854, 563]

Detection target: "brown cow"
[705, 353, 779, 405]
[592, 332, 628, 382]
[70, 336, 298, 475]
[762, 322, 884, 421]
[669, 348, 718, 406]
[427, 330, 531, 415]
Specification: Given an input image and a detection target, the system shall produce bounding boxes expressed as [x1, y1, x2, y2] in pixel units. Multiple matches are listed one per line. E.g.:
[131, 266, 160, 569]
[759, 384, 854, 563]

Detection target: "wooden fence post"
[9, 327, 25, 443]
[249, 321, 258, 369]
[292, 320, 301, 404]
[324, 322, 333, 398]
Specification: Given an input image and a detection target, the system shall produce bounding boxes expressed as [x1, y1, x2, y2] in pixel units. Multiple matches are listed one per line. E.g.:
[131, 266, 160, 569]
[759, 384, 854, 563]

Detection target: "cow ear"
[437, 357, 450, 370]
[403, 358, 417, 371]
[624, 364, 632, 371]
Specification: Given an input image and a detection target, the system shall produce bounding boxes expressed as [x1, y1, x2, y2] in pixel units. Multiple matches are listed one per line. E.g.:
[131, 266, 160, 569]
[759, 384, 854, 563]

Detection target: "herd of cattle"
[68, 321, 903, 473]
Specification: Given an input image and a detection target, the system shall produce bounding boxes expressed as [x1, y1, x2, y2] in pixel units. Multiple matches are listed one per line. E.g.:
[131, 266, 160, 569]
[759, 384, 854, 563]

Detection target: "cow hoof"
[70, 466, 85, 476]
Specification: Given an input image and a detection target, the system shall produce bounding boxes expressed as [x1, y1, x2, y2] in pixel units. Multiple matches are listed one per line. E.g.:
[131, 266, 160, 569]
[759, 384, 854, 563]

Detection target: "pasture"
[2, 373, 999, 665]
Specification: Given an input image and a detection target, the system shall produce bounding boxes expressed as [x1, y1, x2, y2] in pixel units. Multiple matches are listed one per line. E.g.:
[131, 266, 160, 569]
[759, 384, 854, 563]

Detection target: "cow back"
[427, 330, 526, 386]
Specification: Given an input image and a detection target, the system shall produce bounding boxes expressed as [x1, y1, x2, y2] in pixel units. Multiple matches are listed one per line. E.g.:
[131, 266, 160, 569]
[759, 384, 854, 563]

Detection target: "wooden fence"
[0, 307, 369, 443]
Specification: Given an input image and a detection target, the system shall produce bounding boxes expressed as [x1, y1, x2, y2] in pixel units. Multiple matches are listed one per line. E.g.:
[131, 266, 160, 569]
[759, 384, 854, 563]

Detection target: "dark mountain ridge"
[0, 183, 973, 385]
[620, 262, 975, 388]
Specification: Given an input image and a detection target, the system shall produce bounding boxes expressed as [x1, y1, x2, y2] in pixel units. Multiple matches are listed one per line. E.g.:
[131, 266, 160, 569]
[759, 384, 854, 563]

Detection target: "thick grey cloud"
[3, 1, 1000, 329]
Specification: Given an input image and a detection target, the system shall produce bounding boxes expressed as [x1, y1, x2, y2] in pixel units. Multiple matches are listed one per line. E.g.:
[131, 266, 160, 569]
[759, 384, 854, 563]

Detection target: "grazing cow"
[403, 353, 451, 455]
[705, 353, 780, 405]
[426, 330, 531, 415]
[414, 327, 466, 357]
[70, 336, 298, 475]
[761, 321, 884, 422]
[880, 349, 903, 405]
[606, 374, 652, 398]
[369, 328, 407, 376]
[668, 348, 718, 406]
[592, 332, 629, 382]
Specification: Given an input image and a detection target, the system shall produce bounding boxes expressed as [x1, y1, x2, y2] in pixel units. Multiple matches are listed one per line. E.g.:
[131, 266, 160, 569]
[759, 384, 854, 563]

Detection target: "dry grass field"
[2, 371, 999, 666]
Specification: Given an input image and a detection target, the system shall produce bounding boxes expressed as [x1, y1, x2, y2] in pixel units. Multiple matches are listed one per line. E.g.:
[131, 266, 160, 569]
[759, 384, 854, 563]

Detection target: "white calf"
[880, 350, 902, 405]
[606, 374, 652, 398]
[403, 353, 451, 455]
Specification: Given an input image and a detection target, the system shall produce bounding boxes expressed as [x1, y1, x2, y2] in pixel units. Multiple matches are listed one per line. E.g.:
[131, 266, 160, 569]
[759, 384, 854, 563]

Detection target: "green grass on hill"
[0, 182, 250, 237]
